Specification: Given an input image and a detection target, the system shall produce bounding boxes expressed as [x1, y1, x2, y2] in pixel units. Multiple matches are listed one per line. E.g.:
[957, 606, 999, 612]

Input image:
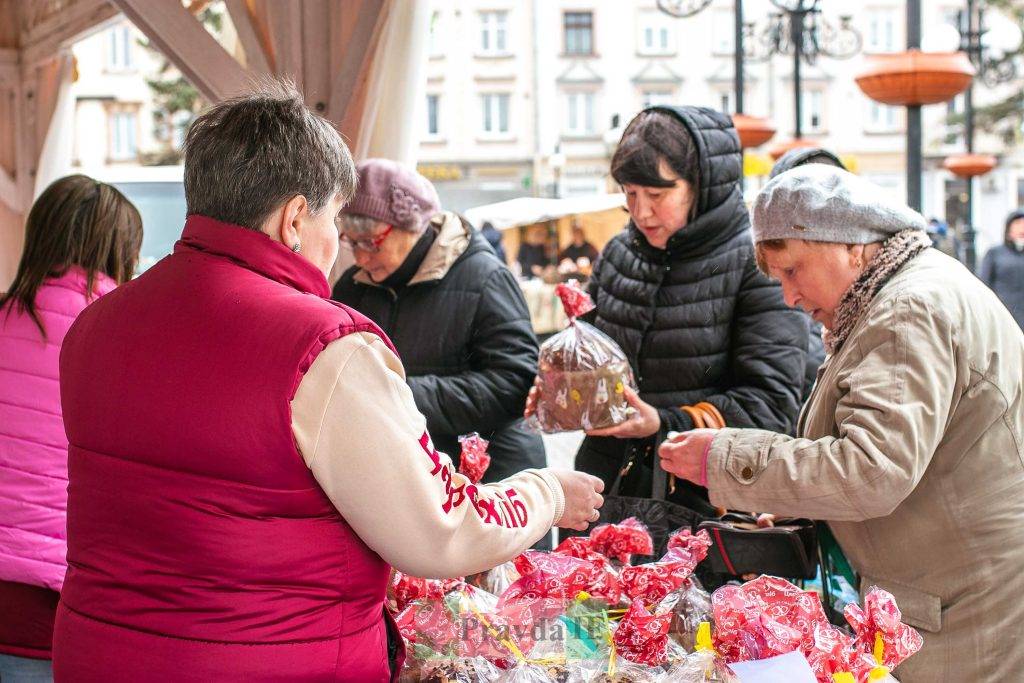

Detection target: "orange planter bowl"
[855, 50, 974, 106]
[943, 153, 997, 178]
[732, 113, 776, 149]
[767, 138, 817, 161]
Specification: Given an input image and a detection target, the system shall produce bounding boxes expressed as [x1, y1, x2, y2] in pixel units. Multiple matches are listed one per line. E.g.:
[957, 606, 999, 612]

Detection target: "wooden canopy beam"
[109, 0, 252, 102]
[21, 0, 119, 67]
[223, 0, 274, 74]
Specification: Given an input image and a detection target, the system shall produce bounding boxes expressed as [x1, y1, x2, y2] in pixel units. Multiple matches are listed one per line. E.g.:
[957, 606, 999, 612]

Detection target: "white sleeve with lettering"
[290, 332, 565, 579]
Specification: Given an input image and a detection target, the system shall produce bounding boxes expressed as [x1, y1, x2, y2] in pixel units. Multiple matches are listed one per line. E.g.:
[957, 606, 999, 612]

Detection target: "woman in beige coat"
[660, 164, 1024, 681]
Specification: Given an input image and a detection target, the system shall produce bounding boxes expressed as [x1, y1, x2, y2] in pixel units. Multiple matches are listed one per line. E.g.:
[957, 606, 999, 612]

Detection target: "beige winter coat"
[707, 249, 1024, 681]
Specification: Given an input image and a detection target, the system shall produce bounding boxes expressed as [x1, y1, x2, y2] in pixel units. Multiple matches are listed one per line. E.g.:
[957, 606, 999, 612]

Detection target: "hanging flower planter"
[767, 138, 817, 161]
[732, 113, 776, 149]
[943, 153, 997, 177]
[855, 50, 974, 106]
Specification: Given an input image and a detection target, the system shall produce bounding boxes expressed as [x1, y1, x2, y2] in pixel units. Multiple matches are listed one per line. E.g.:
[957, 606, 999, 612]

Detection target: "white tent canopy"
[463, 194, 626, 231]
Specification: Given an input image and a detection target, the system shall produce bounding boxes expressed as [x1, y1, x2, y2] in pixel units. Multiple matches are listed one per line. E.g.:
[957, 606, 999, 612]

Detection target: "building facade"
[65, 3, 1023, 257]
[419, 0, 1024, 254]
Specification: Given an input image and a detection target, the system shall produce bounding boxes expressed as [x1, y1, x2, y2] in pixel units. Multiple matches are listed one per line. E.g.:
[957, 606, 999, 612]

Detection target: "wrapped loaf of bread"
[532, 280, 634, 433]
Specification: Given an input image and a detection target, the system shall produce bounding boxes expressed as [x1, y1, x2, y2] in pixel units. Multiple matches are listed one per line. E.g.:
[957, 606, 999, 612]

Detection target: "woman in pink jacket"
[0, 174, 141, 681]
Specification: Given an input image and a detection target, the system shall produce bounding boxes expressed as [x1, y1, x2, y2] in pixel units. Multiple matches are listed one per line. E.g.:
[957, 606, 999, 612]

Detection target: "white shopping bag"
[728, 651, 817, 683]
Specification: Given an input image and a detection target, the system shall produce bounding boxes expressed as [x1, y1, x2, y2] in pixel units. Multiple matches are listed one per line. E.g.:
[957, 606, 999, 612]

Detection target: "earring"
[291, 242, 301, 253]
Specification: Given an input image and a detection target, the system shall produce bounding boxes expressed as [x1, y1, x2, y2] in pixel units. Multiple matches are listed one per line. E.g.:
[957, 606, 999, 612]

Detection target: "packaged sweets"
[532, 280, 634, 433]
[458, 432, 492, 484]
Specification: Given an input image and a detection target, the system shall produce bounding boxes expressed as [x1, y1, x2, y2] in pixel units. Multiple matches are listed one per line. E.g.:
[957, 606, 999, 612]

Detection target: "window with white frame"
[638, 12, 673, 55]
[481, 93, 510, 135]
[479, 11, 509, 55]
[109, 110, 137, 160]
[565, 11, 594, 55]
[565, 91, 596, 135]
[642, 89, 674, 109]
[802, 90, 824, 132]
[426, 94, 441, 137]
[428, 11, 444, 57]
[107, 24, 134, 70]
[865, 9, 897, 52]
[712, 9, 734, 54]
[867, 101, 899, 132]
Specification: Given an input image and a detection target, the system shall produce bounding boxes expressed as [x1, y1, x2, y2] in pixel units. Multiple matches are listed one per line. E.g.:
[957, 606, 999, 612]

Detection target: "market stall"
[464, 194, 627, 335]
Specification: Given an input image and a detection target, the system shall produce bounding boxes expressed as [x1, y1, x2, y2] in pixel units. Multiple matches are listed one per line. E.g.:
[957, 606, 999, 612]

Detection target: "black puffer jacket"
[576, 106, 809, 511]
[332, 212, 545, 482]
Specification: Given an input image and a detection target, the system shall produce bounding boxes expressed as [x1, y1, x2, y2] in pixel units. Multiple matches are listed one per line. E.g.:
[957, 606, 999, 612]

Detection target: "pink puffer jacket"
[0, 267, 115, 591]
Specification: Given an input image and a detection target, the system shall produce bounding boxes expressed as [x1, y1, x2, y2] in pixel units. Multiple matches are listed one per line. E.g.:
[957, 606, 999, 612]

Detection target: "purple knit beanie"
[343, 158, 441, 232]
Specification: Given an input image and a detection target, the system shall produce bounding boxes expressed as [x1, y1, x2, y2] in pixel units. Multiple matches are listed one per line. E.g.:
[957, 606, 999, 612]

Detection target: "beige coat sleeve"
[705, 294, 958, 522]
[290, 332, 565, 579]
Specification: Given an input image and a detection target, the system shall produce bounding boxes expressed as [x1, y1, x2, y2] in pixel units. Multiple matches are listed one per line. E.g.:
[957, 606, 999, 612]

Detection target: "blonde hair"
[754, 239, 788, 275]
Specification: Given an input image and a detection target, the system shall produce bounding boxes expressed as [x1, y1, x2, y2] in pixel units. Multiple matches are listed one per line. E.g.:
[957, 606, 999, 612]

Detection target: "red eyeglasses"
[340, 224, 394, 253]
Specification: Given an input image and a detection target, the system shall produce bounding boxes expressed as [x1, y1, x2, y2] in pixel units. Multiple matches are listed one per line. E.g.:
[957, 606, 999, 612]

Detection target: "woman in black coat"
[332, 159, 545, 483]
[575, 106, 809, 515]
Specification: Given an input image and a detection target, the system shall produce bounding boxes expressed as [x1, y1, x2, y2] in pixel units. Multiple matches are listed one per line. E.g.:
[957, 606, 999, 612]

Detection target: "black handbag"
[698, 513, 818, 580]
[563, 444, 710, 560]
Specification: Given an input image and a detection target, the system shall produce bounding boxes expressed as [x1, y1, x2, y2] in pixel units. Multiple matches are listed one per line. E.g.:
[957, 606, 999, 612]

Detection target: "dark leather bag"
[698, 513, 818, 580]
[565, 445, 710, 560]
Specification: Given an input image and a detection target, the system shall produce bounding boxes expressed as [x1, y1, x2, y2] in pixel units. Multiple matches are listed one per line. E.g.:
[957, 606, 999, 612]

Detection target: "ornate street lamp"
[855, 1, 974, 218]
[945, 0, 1021, 271]
[745, 0, 862, 152]
[655, 0, 713, 19]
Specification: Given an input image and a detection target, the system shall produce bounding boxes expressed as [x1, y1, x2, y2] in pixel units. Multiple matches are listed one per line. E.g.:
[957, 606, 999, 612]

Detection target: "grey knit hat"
[752, 164, 927, 245]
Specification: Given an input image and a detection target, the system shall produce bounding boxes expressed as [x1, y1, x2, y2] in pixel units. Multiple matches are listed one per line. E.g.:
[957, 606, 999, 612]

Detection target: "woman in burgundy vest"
[53, 80, 604, 682]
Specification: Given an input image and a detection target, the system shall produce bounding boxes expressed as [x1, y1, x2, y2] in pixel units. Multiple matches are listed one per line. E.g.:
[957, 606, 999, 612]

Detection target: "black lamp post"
[656, 0, 746, 116]
[745, 0, 861, 140]
[952, 0, 1020, 271]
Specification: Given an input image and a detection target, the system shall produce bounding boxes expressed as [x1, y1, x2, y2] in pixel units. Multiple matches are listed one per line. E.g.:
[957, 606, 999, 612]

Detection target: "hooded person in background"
[979, 208, 1024, 329]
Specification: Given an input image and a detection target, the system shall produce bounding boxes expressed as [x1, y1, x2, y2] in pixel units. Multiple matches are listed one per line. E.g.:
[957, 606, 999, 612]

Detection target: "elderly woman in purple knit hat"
[658, 164, 1024, 681]
[332, 160, 548, 489]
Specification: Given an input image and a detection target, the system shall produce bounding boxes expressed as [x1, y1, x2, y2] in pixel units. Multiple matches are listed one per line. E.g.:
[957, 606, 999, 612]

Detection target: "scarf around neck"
[823, 230, 932, 354]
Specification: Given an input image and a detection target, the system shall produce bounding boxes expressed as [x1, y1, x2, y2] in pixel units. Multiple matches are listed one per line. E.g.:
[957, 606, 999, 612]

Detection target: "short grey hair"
[338, 213, 383, 235]
[339, 211, 428, 235]
[183, 78, 356, 230]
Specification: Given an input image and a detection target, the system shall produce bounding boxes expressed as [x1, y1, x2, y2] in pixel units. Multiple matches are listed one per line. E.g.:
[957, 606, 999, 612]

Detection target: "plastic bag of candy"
[501, 551, 604, 624]
[418, 656, 503, 683]
[390, 570, 464, 613]
[495, 661, 594, 683]
[711, 575, 823, 663]
[468, 561, 522, 598]
[836, 587, 923, 683]
[844, 587, 923, 673]
[585, 659, 664, 682]
[620, 531, 710, 606]
[531, 280, 635, 433]
[661, 623, 739, 683]
[589, 518, 654, 566]
[553, 537, 623, 606]
[660, 579, 712, 653]
[447, 583, 537, 665]
[612, 598, 673, 667]
[458, 432, 492, 484]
